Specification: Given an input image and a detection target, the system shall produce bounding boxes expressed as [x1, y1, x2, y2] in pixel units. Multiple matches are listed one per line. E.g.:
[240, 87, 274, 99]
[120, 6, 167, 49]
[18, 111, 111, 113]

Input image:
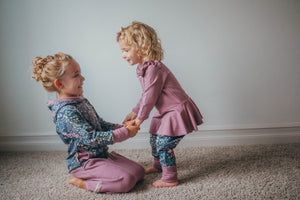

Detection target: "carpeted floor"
[0, 143, 299, 200]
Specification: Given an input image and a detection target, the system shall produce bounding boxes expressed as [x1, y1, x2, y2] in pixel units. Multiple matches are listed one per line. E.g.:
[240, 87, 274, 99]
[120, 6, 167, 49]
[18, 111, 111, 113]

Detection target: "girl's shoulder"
[48, 96, 86, 119]
[137, 60, 164, 76]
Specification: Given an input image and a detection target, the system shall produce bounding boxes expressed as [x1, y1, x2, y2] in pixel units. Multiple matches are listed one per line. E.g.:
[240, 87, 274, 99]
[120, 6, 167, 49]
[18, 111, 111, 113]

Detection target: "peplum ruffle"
[149, 98, 203, 136]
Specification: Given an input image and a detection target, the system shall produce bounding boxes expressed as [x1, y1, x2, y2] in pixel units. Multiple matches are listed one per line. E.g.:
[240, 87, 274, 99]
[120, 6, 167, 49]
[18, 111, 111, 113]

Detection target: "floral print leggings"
[150, 134, 184, 167]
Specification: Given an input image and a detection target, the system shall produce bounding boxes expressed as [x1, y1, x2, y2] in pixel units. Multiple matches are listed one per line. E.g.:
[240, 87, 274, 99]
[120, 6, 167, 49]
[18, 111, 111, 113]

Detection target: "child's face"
[119, 40, 143, 65]
[58, 60, 85, 98]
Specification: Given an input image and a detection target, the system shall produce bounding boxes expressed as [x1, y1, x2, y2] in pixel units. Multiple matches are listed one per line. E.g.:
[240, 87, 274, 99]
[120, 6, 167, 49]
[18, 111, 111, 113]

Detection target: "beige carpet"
[0, 143, 299, 200]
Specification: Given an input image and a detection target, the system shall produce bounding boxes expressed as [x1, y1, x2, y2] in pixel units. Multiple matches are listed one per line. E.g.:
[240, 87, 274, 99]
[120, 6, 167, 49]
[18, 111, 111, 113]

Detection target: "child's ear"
[54, 79, 63, 90]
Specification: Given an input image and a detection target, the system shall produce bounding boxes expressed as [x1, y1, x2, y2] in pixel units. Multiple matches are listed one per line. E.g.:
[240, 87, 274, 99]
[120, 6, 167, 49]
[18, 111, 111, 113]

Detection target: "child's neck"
[59, 94, 82, 99]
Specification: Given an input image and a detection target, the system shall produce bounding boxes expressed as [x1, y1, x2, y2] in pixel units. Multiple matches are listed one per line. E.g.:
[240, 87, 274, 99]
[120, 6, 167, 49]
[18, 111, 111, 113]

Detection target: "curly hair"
[117, 21, 164, 63]
[32, 52, 73, 92]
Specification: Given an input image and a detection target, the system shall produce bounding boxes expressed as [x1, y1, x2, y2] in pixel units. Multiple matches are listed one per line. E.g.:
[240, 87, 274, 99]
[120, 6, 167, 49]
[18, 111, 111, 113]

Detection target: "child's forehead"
[65, 60, 80, 72]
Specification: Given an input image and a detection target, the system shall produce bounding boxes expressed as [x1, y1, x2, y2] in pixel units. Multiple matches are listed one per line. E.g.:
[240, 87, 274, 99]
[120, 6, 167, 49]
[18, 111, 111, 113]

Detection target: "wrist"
[112, 127, 129, 143]
[136, 118, 143, 126]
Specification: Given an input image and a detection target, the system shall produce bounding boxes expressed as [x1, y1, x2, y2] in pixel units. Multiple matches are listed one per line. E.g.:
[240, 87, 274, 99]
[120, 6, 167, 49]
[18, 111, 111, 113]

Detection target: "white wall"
[0, 0, 300, 139]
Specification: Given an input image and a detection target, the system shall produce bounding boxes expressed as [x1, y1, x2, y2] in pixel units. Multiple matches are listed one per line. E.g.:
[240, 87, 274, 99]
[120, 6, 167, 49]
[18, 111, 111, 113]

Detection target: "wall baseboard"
[0, 127, 299, 152]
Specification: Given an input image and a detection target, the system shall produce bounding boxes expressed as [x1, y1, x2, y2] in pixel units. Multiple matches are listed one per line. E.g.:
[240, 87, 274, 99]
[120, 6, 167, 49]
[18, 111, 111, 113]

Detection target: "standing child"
[32, 52, 145, 193]
[117, 21, 203, 188]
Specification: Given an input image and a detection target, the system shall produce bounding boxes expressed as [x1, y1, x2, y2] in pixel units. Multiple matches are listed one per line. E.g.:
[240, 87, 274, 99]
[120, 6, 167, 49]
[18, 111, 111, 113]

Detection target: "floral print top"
[47, 96, 128, 171]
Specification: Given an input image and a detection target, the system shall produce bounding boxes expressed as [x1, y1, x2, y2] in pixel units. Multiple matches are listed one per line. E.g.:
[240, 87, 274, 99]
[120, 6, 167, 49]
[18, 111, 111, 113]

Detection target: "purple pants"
[70, 151, 145, 193]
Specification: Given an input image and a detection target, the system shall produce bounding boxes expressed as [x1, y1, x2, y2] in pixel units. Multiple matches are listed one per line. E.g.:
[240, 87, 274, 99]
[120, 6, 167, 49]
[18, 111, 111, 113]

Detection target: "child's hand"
[122, 111, 137, 125]
[134, 118, 143, 126]
[123, 121, 131, 127]
[126, 120, 140, 137]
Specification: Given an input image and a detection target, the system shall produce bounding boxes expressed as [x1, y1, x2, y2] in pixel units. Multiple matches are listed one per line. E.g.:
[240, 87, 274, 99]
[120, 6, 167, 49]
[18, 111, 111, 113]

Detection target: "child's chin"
[129, 62, 137, 66]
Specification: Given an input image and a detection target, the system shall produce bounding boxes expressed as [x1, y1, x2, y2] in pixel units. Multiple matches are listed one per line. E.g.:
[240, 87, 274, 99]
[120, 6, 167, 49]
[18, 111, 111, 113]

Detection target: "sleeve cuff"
[132, 107, 139, 114]
[112, 127, 129, 144]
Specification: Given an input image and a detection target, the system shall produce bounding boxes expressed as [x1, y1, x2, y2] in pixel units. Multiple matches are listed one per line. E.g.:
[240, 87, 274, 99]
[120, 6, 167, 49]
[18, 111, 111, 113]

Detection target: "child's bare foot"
[69, 177, 87, 190]
[145, 167, 161, 174]
[152, 179, 179, 188]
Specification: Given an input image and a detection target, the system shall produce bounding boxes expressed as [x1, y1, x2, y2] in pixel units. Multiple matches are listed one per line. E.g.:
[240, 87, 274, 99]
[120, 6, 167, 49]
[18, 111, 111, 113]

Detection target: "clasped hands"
[123, 111, 143, 138]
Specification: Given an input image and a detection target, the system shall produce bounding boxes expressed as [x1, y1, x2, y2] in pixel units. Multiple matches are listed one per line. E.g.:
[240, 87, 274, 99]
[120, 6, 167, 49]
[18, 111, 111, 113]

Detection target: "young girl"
[32, 52, 145, 193]
[117, 21, 203, 188]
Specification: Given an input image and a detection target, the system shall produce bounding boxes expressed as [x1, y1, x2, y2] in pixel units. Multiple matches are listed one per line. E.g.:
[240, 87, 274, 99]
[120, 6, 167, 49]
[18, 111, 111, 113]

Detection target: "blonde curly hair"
[117, 21, 164, 63]
[32, 52, 73, 92]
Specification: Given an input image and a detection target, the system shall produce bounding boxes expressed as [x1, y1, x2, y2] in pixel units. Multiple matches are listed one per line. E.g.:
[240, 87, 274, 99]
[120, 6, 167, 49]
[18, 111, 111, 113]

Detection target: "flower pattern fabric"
[47, 96, 119, 171]
[150, 134, 184, 167]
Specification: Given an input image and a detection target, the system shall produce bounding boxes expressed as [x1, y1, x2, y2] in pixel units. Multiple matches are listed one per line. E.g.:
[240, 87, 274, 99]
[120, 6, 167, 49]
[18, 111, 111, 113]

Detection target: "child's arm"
[98, 116, 121, 131]
[56, 106, 133, 148]
[136, 65, 164, 122]
[122, 111, 137, 125]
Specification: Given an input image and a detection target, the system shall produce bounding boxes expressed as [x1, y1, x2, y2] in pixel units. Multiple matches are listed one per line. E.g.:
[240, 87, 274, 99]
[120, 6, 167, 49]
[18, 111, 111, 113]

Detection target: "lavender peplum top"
[133, 60, 203, 136]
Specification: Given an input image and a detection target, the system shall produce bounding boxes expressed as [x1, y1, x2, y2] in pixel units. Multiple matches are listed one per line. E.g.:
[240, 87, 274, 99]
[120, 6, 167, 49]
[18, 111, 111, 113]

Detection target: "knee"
[119, 173, 137, 192]
[158, 147, 174, 156]
[136, 165, 145, 180]
[157, 142, 172, 152]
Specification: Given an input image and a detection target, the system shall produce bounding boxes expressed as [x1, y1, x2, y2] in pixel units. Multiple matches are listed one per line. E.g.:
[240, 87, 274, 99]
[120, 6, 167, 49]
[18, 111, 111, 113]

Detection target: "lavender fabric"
[162, 166, 178, 183]
[133, 60, 203, 136]
[71, 151, 145, 193]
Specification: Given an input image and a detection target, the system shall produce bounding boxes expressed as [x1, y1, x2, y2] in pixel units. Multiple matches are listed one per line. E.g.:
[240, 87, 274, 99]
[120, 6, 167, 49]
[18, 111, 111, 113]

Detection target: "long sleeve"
[98, 116, 118, 131]
[56, 105, 128, 150]
[132, 98, 142, 114]
[137, 65, 165, 121]
[112, 127, 129, 143]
